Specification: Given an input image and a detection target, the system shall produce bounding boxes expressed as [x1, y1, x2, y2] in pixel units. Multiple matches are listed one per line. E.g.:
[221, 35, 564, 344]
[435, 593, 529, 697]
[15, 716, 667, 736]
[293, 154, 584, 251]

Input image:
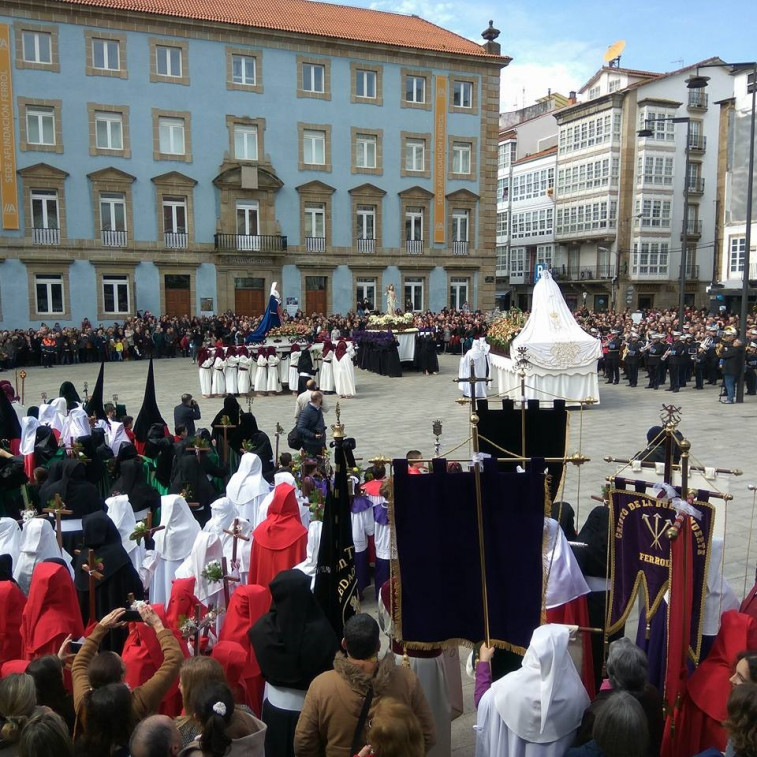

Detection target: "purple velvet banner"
[608, 487, 714, 659]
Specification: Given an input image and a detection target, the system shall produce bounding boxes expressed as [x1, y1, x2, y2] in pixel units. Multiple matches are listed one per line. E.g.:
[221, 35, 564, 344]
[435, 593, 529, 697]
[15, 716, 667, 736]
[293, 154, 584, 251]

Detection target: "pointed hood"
[84, 362, 107, 420]
[134, 359, 167, 442]
[153, 494, 201, 562]
[226, 453, 270, 505]
[175, 531, 225, 603]
[252, 483, 306, 550]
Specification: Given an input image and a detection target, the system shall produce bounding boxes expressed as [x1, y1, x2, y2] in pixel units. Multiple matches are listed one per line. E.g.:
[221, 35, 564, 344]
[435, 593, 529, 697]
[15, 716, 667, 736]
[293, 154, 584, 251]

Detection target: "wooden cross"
[222, 518, 250, 570]
[221, 556, 240, 608]
[43, 494, 73, 550]
[453, 358, 491, 413]
[213, 418, 237, 467]
[274, 422, 284, 469]
[193, 603, 202, 656]
[81, 548, 104, 624]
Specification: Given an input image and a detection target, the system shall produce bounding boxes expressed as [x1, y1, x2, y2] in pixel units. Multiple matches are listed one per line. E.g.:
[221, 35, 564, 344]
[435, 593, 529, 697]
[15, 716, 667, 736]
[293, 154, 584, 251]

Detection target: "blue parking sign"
[534, 262, 546, 282]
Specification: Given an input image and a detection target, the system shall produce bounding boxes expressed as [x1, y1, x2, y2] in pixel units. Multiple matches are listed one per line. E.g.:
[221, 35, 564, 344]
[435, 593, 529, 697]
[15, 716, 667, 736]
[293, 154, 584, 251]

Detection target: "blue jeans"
[724, 374, 736, 402]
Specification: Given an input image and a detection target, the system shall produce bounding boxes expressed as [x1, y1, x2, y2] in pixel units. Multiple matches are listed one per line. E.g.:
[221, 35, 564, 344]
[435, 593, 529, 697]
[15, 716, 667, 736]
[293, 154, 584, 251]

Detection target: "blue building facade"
[0, 0, 505, 328]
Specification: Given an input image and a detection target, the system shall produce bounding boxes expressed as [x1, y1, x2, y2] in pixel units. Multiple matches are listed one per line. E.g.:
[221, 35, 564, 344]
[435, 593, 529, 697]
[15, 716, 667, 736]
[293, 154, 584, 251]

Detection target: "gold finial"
[368, 455, 391, 465]
[456, 397, 470, 406]
[331, 402, 345, 439]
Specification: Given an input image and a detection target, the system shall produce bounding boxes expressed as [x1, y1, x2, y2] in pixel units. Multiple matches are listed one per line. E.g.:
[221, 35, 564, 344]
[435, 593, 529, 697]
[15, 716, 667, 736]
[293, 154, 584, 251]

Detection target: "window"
[236, 200, 260, 249]
[100, 192, 126, 244]
[302, 62, 324, 93]
[452, 210, 469, 242]
[162, 197, 187, 247]
[450, 277, 468, 310]
[305, 203, 326, 251]
[355, 134, 377, 169]
[405, 139, 425, 172]
[356, 278, 376, 308]
[406, 75, 426, 104]
[537, 244, 554, 269]
[95, 112, 123, 151]
[234, 124, 258, 161]
[356, 205, 375, 240]
[103, 275, 129, 314]
[609, 78, 621, 93]
[639, 199, 672, 228]
[511, 167, 555, 201]
[639, 109, 676, 141]
[730, 237, 746, 275]
[511, 208, 554, 239]
[232, 54, 256, 86]
[496, 245, 508, 273]
[453, 80, 473, 108]
[404, 278, 424, 311]
[631, 241, 669, 277]
[405, 208, 423, 241]
[31, 189, 59, 244]
[35, 274, 64, 314]
[499, 141, 516, 169]
[589, 85, 600, 99]
[452, 142, 472, 175]
[510, 247, 526, 277]
[303, 129, 326, 166]
[22, 31, 51, 64]
[26, 107, 55, 146]
[92, 38, 120, 71]
[156, 45, 181, 77]
[555, 201, 617, 234]
[638, 156, 674, 186]
[355, 69, 376, 99]
[558, 111, 621, 155]
[159, 117, 185, 155]
[496, 211, 508, 237]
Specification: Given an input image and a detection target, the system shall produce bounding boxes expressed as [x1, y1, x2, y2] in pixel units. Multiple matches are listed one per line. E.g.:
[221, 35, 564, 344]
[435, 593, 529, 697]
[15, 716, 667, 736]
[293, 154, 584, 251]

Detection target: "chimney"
[569, 90, 577, 103]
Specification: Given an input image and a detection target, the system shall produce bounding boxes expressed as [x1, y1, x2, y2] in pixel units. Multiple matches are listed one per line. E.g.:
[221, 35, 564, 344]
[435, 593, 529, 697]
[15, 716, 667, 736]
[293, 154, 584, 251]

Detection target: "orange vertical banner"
[0, 23, 19, 230]
[433, 75, 447, 244]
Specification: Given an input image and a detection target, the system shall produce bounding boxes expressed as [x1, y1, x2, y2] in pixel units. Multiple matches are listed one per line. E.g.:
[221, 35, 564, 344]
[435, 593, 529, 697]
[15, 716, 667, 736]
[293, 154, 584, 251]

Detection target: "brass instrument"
[621, 346, 629, 362]
[661, 348, 672, 361]
[715, 342, 725, 358]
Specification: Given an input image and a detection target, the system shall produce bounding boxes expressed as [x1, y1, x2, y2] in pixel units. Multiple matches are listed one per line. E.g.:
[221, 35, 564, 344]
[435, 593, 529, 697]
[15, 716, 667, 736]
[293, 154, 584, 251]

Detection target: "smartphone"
[121, 609, 142, 622]
[69, 640, 83, 652]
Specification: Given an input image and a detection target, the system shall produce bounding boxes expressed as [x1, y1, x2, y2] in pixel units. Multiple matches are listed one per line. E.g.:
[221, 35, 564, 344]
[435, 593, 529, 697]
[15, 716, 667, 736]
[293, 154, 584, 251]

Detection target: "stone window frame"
[226, 115, 266, 163]
[19, 163, 69, 240]
[449, 76, 479, 115]
[152, 171, 198, 245]
[88, 167, 136, 246]
[296, 181, 336, 249]
[400, 68, 432, 111]
[95, 264, 135, 320]
[152, 109, 192, 163]
[448, 135, 477, 181]
[349, 183, 386, 250]
[87, 103, 131, 158]
[350, 62, 383, 106]
[446, 189, 479, 250]
[17, 98, 63, 154]
[27, 263, 71, 321]
[225, 47, 263, 93]
[14, 23, 60, 72]
[149, 38, 190, 86]
[398, 186, 434, 253]
[298, 123, 332, 172]
[84, 30, 128, 79]
[157, 266, 197, 317]
[400, 131, 431, 179]
[297, 56, 331, 101]
[350, 127, 383, 176]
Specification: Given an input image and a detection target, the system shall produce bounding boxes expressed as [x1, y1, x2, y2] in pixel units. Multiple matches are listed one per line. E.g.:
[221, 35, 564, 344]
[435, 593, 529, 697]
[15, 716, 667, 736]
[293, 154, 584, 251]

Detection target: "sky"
[319, 0, 757, 111]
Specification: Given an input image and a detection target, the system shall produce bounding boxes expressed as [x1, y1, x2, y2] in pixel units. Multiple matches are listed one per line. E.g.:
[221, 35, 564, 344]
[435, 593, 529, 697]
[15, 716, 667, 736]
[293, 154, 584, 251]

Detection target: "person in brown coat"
[294, 614, 435, 757]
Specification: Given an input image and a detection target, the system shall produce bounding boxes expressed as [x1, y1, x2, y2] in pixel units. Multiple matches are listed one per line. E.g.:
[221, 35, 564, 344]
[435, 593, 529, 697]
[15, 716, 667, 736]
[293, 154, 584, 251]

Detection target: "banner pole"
[470, 405, 490, 647]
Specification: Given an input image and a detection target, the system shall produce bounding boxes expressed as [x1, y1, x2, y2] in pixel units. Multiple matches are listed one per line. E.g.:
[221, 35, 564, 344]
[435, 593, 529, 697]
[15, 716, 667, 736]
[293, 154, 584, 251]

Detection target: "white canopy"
[511, 271, 601, 369]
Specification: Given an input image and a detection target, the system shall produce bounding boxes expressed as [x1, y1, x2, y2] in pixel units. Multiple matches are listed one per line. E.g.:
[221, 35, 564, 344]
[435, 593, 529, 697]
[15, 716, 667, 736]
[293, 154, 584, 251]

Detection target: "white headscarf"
[13, 518, 71, 593]
[703, 536, 740, 636]
[153, 495, 201, 562]
[204, 497, 252, 573]
[105, 494, 143, 563]
[61, 407, 91, 447]
[175, 531, 225, 603]
[543, 518, 590, 609]
[20, 417, 40, 455]
[226, 453, 270, 505]
[38, 403, 64, 433]
[106, 422, 130, 456]
[0, 518, 21, 569]
[492, 624, 589, 743]
[203, 497, 237, 537]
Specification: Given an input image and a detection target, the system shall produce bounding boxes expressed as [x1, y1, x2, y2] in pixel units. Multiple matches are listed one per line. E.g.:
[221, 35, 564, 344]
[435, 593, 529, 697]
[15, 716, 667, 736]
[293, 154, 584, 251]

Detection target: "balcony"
[687, 177, 705, 195]
[551, 265, 616, 282]
[687, 91, 709, 110]
[31, 227, 60, 245]
[452, 240, 469, 256]
[164, 231, 188, 249]
[305, 236, 326, 253]
[214, 234, 287, 253]
[678, 264, 700, 279]
[356, 238, 375, 254]
[688, 135, 707, 153]
[682, 219, 702, 239]
[405, 239, 424, 255]
[101, 229, 128, 247]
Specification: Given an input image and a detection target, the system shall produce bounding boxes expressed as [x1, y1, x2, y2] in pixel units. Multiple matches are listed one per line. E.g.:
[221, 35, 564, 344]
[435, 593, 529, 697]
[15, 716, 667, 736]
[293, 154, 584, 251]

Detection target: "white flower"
[22, 509, 36, 523]
[212, 701, 227, 717]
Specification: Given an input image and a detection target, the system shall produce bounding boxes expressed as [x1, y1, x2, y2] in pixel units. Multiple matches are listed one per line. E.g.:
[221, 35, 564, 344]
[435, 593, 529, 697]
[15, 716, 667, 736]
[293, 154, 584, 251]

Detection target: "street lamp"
[637, 116, 692, 330]
[686, 61, 757, 402]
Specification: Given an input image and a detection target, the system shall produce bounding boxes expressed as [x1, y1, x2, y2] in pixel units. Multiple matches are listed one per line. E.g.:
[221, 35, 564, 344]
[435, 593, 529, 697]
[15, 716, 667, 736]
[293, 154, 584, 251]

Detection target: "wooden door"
[165, 288, 190, 316]
[235, 288, 266, 316]
[306, 289, 327, 315]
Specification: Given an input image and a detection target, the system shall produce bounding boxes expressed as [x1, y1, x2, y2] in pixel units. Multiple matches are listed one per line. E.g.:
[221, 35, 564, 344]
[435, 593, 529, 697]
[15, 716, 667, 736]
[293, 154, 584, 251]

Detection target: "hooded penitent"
[134, 359, 167, 444]
[84, 362, 107, 420]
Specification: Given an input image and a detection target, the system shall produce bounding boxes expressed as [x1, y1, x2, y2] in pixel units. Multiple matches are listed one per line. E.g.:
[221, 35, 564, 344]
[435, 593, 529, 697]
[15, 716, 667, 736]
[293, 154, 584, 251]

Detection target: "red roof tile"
[53, 0, 508, 61]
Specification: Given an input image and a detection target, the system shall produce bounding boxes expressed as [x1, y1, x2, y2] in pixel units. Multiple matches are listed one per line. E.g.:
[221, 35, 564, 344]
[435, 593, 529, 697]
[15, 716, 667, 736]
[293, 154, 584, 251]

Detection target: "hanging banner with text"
[608, 487, 714, 660]
[433, 75, 447, 244]
[0, 24, 19, 230]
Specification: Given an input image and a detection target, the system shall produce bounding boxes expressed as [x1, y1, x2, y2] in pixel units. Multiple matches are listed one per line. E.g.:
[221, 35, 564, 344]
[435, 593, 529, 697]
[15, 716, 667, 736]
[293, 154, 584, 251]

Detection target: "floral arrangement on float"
[366, 312, 416, 332]
[485, 308, 526, 356]
[267, 323, 311, 338]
